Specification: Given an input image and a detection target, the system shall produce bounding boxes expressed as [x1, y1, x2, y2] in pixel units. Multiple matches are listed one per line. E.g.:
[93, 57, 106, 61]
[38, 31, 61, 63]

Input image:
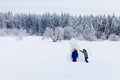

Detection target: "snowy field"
[0, 36, 120, 80]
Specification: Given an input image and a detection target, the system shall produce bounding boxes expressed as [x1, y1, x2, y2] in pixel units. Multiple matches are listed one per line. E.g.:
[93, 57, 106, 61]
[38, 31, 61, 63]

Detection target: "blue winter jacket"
[71, 50, 78, 59]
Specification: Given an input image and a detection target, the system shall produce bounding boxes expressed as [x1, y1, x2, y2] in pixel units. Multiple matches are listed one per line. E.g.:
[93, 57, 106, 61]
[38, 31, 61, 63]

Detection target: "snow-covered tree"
[43, 27, 54, 39]
[101, 32, 107, 40]
[75, 34, 84, 40]
[43, 27, 58, 42]
[50, 13, 60, 29]
[108, 33, 120, 41]
[4, 11, 13, 28]
[59, 13, 69, 27]
[83, 24, 97, 41]
[0, 27, 7, 36]
[72, 24, 84, 40]
[43, 27, 64, 42]
[0, 13, 4, 28]
[54, 27, 64, 41]
[12, 14, 22, 29]
[63, 26, 73, 40]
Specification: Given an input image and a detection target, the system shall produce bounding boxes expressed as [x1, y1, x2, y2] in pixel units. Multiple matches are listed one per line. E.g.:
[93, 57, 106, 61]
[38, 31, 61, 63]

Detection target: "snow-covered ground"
[0, 36, 120, 80]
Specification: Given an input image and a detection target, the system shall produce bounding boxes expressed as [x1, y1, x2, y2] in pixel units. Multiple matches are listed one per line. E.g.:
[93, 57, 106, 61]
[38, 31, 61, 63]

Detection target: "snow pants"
[72, 58, 77, 62]
[85, 57, 89, 63]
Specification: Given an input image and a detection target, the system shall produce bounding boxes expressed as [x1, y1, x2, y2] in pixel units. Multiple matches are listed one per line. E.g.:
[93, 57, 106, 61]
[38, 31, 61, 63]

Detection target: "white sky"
[0, 0, 120, 16]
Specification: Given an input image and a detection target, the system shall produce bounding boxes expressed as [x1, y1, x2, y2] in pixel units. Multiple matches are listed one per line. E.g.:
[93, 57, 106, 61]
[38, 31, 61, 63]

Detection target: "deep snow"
[0, 37, 120, 80]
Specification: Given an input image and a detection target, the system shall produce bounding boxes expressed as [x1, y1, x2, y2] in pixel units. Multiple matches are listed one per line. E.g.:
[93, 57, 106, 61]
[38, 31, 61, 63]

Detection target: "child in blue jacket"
[71, 48, 78, 62]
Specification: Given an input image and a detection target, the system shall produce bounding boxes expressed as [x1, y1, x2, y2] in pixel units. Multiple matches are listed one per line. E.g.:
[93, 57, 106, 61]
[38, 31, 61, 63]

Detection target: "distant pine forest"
[0, 11, 120, 41]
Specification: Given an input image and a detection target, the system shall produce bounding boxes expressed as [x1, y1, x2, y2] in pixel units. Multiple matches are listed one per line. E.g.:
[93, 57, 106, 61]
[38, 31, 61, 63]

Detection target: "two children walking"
[71, 48, 89, 63]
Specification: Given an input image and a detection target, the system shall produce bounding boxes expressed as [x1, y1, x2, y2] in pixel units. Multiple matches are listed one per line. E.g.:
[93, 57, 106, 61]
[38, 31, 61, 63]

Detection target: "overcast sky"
[0, 0, 120, 16]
